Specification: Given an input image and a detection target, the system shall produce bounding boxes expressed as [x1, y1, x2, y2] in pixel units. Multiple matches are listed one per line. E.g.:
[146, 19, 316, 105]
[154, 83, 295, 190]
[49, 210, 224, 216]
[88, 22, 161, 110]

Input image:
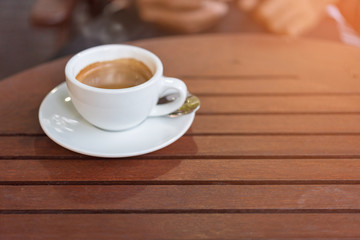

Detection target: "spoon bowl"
[158, 92, 200, 117]
[169, 94, 200, 117]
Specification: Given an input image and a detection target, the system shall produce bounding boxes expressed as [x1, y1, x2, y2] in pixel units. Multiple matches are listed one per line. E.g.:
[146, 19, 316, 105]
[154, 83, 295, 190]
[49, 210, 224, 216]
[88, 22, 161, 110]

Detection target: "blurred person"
[31, 0, 360, 56]
[237, 0, 338, 36]
[136, 0, 230, 33]
[31, 0, 359, 39]
[238, 0, 360, 46]
[329, 0, 360, 46]
[337, 0, 360, 33]
[136, 0, 338, 36]
[31, 0, 344, 39]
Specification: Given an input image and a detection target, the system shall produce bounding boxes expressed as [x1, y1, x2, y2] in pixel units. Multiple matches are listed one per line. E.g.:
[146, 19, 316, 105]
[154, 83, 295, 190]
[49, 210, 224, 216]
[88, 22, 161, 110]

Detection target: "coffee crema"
[76, 58, 153, 89]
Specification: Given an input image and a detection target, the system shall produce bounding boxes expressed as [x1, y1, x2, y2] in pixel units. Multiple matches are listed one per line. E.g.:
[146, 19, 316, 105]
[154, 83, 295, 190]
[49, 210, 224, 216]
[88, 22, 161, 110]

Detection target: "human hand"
[238, 0, 338, 36]
[337, 0, 360, 34]
[136, 0, 229, 33]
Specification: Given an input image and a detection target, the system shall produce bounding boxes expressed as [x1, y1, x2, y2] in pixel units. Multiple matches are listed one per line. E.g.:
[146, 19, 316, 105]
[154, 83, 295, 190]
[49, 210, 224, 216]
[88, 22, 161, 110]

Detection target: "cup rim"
[65, 44, 163, 93]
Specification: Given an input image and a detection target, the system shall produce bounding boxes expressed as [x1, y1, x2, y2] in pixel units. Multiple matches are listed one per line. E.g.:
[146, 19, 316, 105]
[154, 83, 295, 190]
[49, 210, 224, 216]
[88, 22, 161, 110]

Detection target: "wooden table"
[1, 34, 360, 239]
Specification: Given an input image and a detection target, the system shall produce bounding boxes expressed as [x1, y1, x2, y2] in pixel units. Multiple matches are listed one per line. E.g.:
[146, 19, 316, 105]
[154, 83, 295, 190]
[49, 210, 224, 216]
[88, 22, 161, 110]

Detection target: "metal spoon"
[158, 92, 200, 117]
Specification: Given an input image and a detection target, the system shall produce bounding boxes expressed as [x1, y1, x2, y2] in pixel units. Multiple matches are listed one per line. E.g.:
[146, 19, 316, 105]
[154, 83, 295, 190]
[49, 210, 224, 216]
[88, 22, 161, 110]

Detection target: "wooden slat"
[2, 135, 360, 158]
[191, 115, 360, 134]
[185, 78, 360, 95]
[198, 95, 360, 114]
[0, 57, 67, 135]
[2, 214, 360, 239]
[1, 159, 360, 182]
[2, 185, 360, 210]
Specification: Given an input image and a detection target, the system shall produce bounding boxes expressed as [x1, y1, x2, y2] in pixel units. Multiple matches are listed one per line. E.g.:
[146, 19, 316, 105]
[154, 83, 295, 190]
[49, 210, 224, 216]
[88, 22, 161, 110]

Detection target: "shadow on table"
[37, 134, 198, 205]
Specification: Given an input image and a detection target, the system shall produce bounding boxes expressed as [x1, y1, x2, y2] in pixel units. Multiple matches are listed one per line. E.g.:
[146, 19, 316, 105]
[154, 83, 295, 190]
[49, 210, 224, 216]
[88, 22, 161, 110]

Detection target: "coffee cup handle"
[149, 77, 187, 117]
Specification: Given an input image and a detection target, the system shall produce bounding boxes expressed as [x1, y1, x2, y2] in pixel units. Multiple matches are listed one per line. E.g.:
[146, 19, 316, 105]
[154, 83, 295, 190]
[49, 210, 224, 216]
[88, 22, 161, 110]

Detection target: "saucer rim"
[38, 82, 195, 158]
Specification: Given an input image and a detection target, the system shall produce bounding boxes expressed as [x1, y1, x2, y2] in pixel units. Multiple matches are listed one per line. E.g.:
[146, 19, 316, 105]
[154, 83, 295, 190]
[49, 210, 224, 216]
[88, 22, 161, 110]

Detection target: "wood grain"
[132, 34, 360, 79]
[197, 95, 360, 114]
[2, 34, 360, 239]
[1, 158, 360, 182]
[2, 185, 360, 210]
[0, 57, 68, 135]
[5, 99, 360, 134]
[185, 77, 360, 95]
[3, 114, 360, 135]
[1, 35, 360, 134]
[2, 214, 360, 239]
[2, 135, 360, 158]
[191, 114, 360, 134]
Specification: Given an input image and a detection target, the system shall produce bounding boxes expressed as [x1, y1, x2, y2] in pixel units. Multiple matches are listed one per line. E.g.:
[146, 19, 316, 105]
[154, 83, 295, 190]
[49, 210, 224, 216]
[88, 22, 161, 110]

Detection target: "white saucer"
[39, 82, 195, 158]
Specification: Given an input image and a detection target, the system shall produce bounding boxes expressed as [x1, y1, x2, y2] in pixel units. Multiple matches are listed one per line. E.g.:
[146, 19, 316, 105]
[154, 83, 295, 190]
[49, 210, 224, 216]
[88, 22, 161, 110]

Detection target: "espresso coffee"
[76, 58, 153, 89]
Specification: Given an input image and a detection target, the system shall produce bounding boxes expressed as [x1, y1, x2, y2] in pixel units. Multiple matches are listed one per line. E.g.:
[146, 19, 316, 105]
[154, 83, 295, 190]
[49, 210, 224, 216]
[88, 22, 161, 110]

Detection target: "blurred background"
[0, 0, 343, 80]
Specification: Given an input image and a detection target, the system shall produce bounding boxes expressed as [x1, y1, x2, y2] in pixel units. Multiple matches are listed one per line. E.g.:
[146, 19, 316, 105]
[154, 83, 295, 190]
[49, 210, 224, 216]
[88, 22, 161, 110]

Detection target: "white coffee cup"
[65, 44, 187, 131]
